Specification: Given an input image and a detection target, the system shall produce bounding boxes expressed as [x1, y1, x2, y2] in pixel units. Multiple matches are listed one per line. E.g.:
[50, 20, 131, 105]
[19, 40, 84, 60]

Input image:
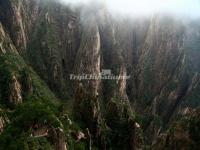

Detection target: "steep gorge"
[0, 0, 200, 149]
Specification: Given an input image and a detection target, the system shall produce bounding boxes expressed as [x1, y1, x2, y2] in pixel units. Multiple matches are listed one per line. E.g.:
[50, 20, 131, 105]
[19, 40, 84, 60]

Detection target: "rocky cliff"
[0, 0, 200, 149]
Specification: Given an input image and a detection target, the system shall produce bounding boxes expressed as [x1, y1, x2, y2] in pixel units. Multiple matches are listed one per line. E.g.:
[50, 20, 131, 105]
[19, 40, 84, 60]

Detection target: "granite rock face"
[0, 0, 200, 149]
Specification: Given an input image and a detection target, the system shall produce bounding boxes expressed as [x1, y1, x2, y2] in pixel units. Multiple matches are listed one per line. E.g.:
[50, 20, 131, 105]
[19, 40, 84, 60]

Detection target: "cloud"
[59, 0, 200, 17]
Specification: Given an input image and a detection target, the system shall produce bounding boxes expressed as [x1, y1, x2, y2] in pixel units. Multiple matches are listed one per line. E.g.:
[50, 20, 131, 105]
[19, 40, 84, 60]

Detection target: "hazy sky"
[59, 0, 200, 17]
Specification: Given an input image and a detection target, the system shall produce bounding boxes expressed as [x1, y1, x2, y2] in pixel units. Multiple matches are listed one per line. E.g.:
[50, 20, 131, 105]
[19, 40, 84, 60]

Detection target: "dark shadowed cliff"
[0, 0, 200, 149]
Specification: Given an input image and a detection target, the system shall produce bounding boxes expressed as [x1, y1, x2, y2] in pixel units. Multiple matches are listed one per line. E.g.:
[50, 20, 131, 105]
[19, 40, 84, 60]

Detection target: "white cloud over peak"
[59, 0, 200, 17]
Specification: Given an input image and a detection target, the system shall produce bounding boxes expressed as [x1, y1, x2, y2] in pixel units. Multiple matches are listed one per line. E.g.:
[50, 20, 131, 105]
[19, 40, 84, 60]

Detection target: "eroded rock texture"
[0, 0, 200, 149]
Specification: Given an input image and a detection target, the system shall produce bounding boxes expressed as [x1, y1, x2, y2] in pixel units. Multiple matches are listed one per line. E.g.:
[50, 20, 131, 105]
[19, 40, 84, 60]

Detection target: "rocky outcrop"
[0, 22, 18, 54]
[0, 108, 9, 134]
[30, 125, 67, 150]
[0, 0, 41, 52]
[8, 75, 23, 104]
[74, 9, 101, 96]
[128, 119, 143, 150]
[10, 0, 27, 50]
[135, 15, 185, 110]
[0, 116, 6, 133]
[0, 0, 200, 149]
[73, 83, 100, 136]
[152, 108, 200, 150]
[49, 127, 67, 150]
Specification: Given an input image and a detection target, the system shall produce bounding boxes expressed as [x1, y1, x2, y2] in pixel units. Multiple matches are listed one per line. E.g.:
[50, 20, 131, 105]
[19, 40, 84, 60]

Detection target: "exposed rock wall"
[0, 22, 18, 54]
[0, 0, 200, 148]
[8, 75, 23, 104]
[74, 10, 101, 96]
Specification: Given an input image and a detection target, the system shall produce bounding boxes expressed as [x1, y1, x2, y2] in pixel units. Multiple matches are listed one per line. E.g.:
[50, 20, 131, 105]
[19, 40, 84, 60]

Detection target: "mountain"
[0, 0, 200, 149]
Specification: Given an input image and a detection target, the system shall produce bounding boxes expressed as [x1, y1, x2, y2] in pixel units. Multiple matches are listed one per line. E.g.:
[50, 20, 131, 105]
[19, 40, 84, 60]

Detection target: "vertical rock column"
[73, 9, 101, 135]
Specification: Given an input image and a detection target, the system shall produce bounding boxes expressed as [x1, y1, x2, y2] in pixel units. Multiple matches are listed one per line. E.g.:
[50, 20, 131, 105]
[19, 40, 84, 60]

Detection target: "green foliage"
[153, 115, 163, 127]
[189, 110, 200, 146]
[184, 83, 200, 108]
[12, 101, 61, 129]
[0, 100, 61, 150]
[0, 53, 58, 107]
[104, 98, 133, 149]
[0, 53, 25, 105]
[102, 80, 117, 101]
[0, 53, 62, 149]
[143, 51, 154, 86]
[26, 137, 54, 150]
[166, 81, 177, 91]
[135, 113, 151, 129]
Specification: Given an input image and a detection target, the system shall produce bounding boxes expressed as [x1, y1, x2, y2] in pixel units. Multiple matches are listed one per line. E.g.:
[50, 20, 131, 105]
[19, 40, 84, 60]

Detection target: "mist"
[59, 0, 200, 18]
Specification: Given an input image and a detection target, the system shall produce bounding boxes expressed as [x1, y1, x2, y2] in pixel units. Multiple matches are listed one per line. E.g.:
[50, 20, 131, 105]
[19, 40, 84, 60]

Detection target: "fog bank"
[58, 0, 200, 18]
